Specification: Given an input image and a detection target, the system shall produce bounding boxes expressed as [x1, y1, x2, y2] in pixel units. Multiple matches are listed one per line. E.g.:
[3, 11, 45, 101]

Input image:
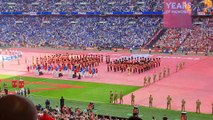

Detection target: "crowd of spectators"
[0, 0, 163, 12]
[0, 16, 161, 49]
[1, 15, 212, 53]
[155, 28, 189, 52]
[193, 0, 213, 15]
[155, 17, 213, 53]
[0, 1, 212, 53]
[181, 18, 213, 53]
[0, 0, 212, 15]
[37, 106, 107, 120]
[36, 103, 156, 120]
[36, 99, 132, 120]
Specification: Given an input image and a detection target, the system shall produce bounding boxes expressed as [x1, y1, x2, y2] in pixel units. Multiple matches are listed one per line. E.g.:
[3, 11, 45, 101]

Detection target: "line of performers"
[144, 62, 186, 86]
[29, 53, 104, 79]
[144, 67, 170, 87]
[107, 57, 161, 75]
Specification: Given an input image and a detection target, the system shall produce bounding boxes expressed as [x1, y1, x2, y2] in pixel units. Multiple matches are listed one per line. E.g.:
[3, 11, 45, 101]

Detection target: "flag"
[19, 80, 24, 88]
[12, 80, 17, 88]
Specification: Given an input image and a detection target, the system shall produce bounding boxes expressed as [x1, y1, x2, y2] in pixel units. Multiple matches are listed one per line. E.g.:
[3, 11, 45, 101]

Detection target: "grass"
[0, 74, 140, 103]
[0, 82, 54, 90]
[30, 95, 213, 120]
[0, 74, 212, 120]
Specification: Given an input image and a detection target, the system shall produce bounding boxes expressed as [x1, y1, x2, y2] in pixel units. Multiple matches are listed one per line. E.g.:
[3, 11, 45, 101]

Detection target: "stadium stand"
[0, 0, 163, 12]
[155, 28, 189, 52]
[0, 0, 212, 15]
[155, 17, 213, 53]
[0, 16, 162, 49]
[0, 0, 213, 119]
[181, 18, 213, 53]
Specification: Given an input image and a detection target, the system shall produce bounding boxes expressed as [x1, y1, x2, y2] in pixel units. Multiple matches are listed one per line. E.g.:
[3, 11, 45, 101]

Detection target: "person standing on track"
[149, 95, 153, 107]
[131, 93, 135, 106]
[159, 71, 162, 80]
[163, 67, 166, 78]
[167, 67, 170, 76]
[182, 62, 185, 67]
[147, 76, 151, 85]
[153, 72, 157, 83]
[196, 99, 201, 113]
[179, 63, 183, 70]
[144, 76, 147, 86]
[167, 95, 172, 110]
[181, 99, 186, 112]
[176, 64, 179, 72]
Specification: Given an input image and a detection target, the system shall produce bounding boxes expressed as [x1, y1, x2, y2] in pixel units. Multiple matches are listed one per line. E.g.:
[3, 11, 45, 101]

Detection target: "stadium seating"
[0, 1, 212, 51]
[181, 18, 213, 53]
[0, 1, 212, 120]
[155, 28, 190, 52]
[0, 16, 162, 49]
[155, 18, 213, 53]
[0, 0, 212, 15]
[0, 0, 163, 12]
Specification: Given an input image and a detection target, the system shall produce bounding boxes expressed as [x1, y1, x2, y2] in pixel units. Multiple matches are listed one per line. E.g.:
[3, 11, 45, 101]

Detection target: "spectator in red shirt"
[39, 109, 54, 120]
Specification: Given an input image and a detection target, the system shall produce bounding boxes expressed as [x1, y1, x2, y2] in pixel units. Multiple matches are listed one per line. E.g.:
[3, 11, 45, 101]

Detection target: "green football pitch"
[0, 74, 212, 120]
[0, 75, 140, 103]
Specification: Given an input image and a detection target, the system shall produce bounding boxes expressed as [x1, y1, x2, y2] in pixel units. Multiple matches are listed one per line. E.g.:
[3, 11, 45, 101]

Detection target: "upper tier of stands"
[0, 0, 163, 12]
[0, 0, 212, 15]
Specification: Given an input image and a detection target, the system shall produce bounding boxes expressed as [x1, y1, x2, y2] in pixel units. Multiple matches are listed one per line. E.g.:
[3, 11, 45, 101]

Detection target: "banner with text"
[164, 0, 192, 28]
